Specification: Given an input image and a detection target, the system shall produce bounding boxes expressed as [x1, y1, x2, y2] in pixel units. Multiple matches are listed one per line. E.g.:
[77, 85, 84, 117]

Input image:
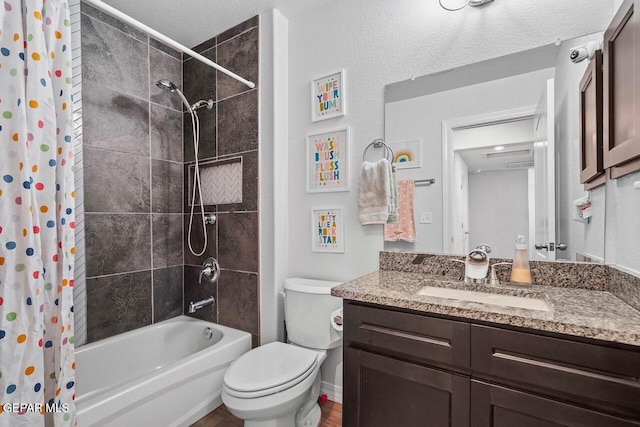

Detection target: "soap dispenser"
[510, 235, 532, 284]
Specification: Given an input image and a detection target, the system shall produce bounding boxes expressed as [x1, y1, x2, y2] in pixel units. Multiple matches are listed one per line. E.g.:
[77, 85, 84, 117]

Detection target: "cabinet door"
[603, 0, 640, 177]
[344, 347, 470, 427]
[471, 381, 640, 427]
[579, 50, 605, 188]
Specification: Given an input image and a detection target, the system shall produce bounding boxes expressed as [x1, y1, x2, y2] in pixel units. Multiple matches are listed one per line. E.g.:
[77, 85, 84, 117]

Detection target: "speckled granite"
[380, 251, 609, 291]
[332, 270, 640, 346]
[609, 267, 640, 312]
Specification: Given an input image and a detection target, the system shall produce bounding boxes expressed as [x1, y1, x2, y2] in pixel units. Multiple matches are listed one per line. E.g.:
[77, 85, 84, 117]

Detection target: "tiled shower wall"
[81, 3, 184, 343]
[182, 17, 261, 347]
[78, 7, 260, 344]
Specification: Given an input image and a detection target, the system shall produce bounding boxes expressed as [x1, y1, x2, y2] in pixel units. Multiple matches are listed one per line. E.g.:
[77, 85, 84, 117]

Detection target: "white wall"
[286, 0, 615, 282]
[384, 68, 554, 253]
[468, 170, 530, 259]
[554, 33, 606, 262]
[606, 171, 640, 274]
[259, 9, 289, 344]
[280, 0, 616, 400]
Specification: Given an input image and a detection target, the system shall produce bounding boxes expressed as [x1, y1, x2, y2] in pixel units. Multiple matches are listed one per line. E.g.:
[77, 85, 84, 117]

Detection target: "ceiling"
[99, 0, 331, 48]
[455, 119, 535, 172]
[459, 143, 534, 172]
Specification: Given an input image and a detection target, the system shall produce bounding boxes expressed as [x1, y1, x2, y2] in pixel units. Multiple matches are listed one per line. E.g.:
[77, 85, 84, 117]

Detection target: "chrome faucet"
[489, 262, 512, 285]
[189, 296, 215, 313]
[199, 257, 220, 284]
[448, 259, 469, 283]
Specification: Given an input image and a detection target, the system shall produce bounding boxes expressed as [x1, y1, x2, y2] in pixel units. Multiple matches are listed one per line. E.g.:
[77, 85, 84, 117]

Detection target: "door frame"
[442, 105, 537, 254]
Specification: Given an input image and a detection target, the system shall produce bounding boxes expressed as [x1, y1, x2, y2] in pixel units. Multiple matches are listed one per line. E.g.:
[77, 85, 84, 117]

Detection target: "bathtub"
[75, 316, 251, 427]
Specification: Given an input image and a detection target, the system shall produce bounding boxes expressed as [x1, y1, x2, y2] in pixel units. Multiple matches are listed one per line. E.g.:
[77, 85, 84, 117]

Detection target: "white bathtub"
[75, 316, 251, 426]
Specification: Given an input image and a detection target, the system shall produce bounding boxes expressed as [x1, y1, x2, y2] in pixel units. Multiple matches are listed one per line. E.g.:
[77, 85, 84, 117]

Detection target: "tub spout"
[189, 296, 215, 313]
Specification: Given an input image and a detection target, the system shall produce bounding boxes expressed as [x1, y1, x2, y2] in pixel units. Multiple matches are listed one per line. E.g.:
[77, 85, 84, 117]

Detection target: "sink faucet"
[449, 249, 490, 284]
[489, 262, 512, 285]
[448, 259, 469, 283]
[189, 296, 215, 313]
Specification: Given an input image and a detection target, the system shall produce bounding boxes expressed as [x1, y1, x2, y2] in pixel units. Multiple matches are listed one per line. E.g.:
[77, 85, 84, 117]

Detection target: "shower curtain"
[0, 0, 76, 426]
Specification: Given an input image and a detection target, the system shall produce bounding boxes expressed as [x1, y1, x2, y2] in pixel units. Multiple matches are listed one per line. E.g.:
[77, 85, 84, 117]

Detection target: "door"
[344, 347, 470, 427]
[470, 381, 640, 427]
[533, 79, 557, 260]
[453, 152, 470, 255]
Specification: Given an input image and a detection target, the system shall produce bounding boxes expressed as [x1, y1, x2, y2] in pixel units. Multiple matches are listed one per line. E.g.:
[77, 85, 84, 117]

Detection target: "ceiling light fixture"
[439, 0, 494, 12]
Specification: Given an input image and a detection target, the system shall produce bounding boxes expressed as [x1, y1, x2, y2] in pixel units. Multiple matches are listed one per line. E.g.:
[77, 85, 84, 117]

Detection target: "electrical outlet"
[419, 212, 432, 224]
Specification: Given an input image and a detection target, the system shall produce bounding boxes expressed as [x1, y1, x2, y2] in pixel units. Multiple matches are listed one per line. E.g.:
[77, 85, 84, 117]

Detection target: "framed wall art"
[307, 127, 350, 193]
[388, 139, 422, 170]
[311, 208, 345, 253]
[311, 70, 345, 122]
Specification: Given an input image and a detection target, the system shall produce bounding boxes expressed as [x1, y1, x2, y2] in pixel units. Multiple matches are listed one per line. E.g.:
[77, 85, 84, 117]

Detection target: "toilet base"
[244, 412, 296, 427]
[298, 403, 321, 427]
[243, 402, 320, 427]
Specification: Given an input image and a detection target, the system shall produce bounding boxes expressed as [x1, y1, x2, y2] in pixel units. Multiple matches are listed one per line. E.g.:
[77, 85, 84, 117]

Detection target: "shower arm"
[83, 0, 255, 89]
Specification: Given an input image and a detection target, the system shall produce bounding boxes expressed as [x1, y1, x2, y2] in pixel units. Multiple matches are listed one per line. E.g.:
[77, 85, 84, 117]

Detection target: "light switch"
[419, 212, 432, 224]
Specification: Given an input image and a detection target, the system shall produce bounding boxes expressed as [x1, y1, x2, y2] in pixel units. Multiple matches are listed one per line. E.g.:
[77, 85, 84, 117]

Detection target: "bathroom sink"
[417, 286, 551, 312]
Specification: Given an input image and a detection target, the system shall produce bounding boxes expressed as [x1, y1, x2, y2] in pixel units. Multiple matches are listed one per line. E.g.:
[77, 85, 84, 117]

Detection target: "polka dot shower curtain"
[0, 0, 76, 425]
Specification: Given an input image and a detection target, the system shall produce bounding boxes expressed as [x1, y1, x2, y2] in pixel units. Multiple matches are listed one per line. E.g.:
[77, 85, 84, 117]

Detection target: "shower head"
[156, 79, 177, 93]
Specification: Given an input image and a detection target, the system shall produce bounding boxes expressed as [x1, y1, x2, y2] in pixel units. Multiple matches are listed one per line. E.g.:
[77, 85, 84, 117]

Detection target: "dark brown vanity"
[334, 253, 640, 427]
[343, 301, 640, 426]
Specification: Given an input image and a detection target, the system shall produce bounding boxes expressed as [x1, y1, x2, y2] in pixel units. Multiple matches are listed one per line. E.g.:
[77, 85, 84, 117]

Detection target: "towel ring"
[363, 138, 395, 163]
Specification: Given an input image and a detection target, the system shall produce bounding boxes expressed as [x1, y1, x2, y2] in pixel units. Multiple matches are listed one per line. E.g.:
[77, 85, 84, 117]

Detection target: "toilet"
[222, 278, 343, 427]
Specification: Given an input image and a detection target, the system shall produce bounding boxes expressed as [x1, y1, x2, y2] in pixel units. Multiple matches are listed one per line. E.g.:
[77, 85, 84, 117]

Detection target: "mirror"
[384, 37, 607, 262]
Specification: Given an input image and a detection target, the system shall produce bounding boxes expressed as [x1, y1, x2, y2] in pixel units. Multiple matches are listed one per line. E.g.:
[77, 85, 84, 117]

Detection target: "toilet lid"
[224, 342, 318, 395]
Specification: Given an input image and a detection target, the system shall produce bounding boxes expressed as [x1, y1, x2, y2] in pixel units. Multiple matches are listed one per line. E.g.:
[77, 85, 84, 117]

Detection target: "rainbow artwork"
[389, 139, 422, 169]
[394, 150, 414, 164]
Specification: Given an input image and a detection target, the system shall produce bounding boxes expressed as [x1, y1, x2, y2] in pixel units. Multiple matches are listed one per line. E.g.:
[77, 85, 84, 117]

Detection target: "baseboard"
[320, 381, 343, 404]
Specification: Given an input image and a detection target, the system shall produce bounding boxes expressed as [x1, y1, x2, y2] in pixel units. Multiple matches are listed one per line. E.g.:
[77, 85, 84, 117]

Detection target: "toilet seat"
[223, 342, 319, 399]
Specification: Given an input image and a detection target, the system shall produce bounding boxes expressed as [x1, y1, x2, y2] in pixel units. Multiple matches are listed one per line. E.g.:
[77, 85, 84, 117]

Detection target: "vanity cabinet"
[343, 301, 640, 426]
[579, 50, 605, 189]
[603, 0, 640, 178]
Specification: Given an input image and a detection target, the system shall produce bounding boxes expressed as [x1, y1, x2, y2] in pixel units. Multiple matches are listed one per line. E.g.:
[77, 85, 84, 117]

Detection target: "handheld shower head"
[156, 79, 177, 93]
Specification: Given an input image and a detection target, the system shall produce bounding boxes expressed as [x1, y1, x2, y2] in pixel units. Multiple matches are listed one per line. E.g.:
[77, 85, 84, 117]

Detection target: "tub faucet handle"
[199, 257, 220, 284]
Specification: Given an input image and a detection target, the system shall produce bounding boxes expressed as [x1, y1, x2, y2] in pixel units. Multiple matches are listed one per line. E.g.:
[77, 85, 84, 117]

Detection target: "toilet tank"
[283, 278, 343, 350]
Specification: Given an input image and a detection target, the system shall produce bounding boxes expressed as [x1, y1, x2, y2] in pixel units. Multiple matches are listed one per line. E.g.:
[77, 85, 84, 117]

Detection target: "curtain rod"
[82, 0, 256, 89]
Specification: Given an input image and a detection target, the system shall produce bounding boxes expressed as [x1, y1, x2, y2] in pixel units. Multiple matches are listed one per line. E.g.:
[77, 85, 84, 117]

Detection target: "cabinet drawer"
[471, 325, 640, 419]
[345, 302, 470, 369]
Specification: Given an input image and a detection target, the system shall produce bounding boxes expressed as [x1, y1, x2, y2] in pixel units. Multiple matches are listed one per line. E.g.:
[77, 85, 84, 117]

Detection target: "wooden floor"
[191, 400, 342, 427]
[319, 400, 342, 427]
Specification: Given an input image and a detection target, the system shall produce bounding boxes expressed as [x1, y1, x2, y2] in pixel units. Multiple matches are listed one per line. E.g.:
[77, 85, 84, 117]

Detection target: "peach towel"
[384, 180, 416, 242]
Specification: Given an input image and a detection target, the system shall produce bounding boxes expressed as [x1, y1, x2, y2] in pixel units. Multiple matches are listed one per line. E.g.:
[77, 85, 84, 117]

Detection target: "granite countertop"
[332, 270, 640, 347]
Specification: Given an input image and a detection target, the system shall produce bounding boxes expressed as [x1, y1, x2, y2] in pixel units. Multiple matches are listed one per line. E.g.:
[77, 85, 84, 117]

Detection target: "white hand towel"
[387, 163, 398, 223]
[359, 159, 392, 225]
